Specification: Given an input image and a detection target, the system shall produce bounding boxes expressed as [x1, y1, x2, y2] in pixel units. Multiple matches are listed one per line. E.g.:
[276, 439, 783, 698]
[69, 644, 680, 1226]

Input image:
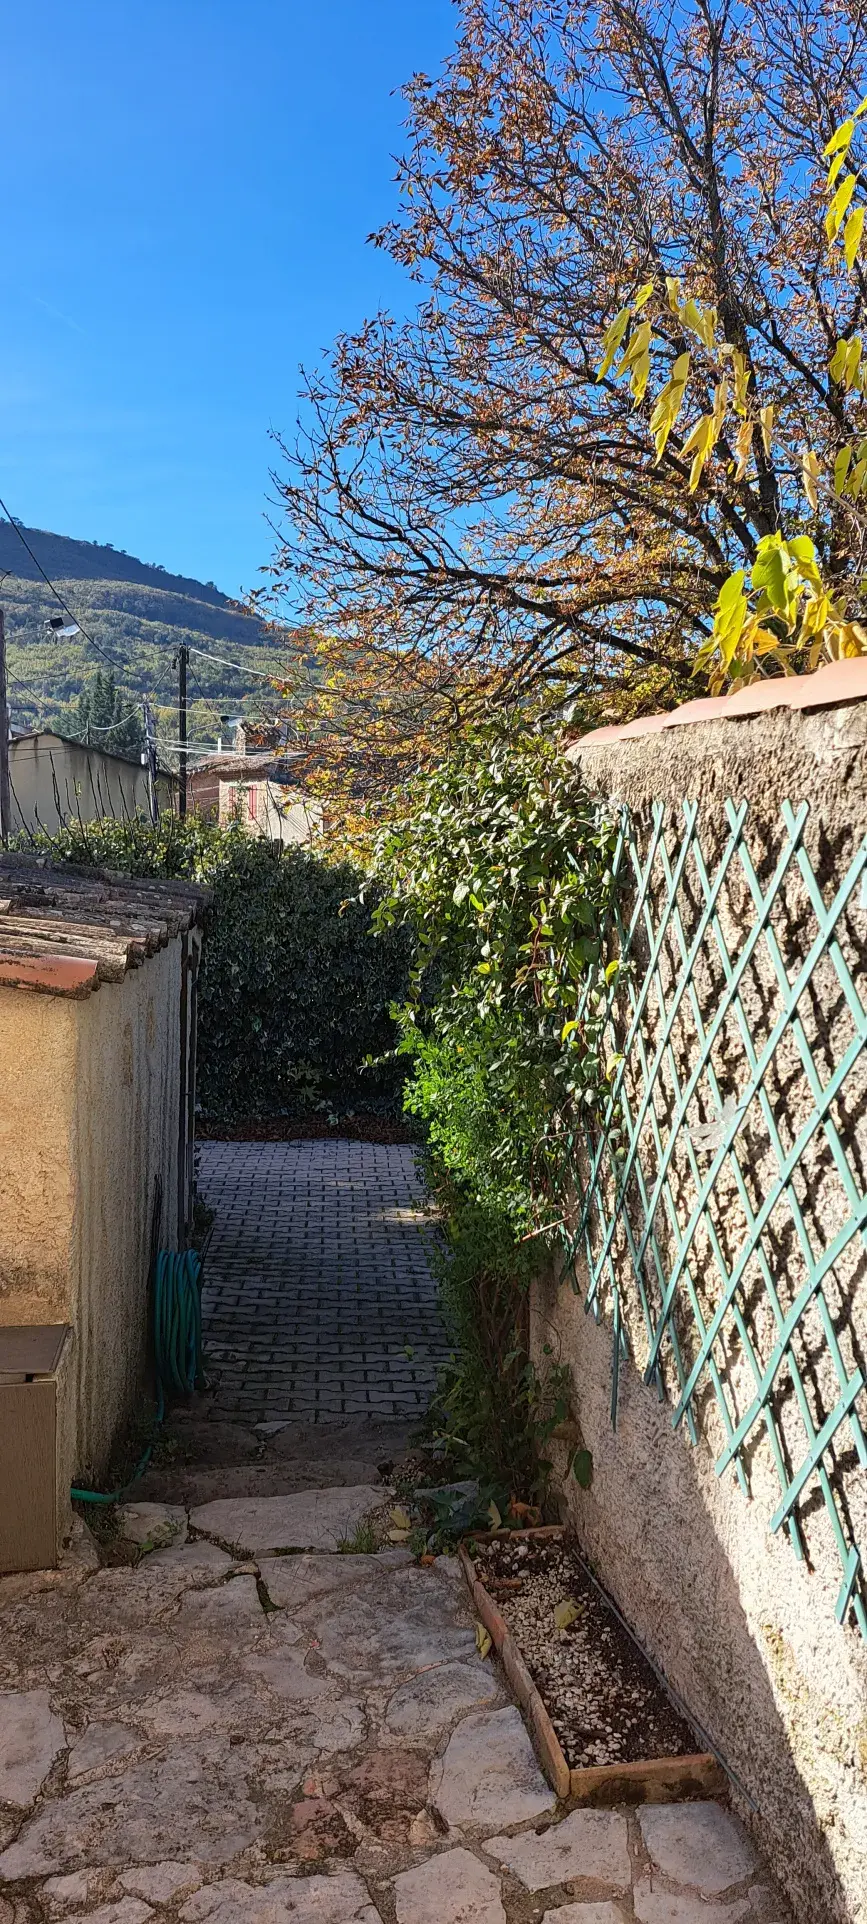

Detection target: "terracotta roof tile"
[0, 953, 99, 998]
[0, 857, 208, 998]
[573, 657, 867, 748]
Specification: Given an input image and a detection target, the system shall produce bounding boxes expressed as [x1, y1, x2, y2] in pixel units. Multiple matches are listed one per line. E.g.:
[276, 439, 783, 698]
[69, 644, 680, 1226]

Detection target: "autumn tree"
[267, 0, 867, 767]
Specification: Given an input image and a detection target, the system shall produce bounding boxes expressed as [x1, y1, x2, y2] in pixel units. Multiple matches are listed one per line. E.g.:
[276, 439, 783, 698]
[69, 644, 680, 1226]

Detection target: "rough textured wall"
[532, 1278, 867, 1924]
[533, 698, 867, 1924]
[0, 988, 78, 1325]
[70, 940, 182, 1476]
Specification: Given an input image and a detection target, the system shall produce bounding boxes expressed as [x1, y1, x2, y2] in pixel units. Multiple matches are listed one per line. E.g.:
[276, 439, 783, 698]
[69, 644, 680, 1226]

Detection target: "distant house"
[187, 723, 322, 845]
[9, 731, 175, 838]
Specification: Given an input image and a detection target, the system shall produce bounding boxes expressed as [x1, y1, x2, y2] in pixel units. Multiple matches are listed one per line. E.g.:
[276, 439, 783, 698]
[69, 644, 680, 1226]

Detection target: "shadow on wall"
[532, 1270, 867, 1924]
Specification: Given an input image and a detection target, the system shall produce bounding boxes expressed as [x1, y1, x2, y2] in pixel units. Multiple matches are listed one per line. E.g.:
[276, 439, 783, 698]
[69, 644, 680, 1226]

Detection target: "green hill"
[0, 521, 291, 755]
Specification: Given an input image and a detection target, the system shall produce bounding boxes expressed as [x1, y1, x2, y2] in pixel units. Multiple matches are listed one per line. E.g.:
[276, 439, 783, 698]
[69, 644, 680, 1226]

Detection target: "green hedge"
[27, 816, 410, 1120]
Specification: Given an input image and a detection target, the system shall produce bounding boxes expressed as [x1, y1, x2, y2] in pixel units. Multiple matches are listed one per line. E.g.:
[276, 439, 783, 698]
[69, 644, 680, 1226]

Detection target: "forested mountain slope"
[0, 522, 289, 750]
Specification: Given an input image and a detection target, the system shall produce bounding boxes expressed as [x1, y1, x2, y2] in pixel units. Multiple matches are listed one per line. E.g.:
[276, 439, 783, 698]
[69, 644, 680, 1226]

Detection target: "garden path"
[0, 1497, 788, 1924]
[0, 1142, 790, 1922]
[197, 1141, 450, 1427]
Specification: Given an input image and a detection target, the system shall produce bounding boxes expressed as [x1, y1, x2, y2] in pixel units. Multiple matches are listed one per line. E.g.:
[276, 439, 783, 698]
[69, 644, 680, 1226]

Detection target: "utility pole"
[177, 643, 188, 818]
[0, 604, 10, 848]
[142, 698, 159, 826]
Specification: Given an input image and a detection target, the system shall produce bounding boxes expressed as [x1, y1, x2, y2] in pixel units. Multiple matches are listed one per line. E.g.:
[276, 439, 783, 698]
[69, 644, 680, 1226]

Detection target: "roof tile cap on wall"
[0, 953, 99, 998]
[571, 657, 867, 748]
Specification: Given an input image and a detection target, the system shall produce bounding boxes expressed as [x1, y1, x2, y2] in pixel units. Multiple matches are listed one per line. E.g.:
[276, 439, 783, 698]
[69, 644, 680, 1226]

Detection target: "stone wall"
[531, 697, 867, 1924]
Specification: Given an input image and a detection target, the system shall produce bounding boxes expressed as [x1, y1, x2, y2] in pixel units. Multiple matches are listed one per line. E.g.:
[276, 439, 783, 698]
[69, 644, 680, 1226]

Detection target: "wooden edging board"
[458, 1527, 726, 1806]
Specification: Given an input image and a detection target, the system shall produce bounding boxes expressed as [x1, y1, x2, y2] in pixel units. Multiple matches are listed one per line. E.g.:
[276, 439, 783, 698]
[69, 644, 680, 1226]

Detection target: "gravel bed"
[475, 1535, 696, 1770]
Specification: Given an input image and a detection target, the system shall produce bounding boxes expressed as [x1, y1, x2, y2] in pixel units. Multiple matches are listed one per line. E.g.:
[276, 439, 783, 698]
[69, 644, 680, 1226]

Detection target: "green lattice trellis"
[568, 798, 867, 1639]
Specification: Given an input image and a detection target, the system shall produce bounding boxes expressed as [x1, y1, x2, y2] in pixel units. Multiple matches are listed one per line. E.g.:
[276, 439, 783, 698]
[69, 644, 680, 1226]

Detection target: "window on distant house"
[247, 785, 258, 822]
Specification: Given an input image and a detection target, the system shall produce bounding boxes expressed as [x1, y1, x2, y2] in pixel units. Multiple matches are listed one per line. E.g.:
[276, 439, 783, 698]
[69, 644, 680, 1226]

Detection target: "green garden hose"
[71, 1248, 203, 1506]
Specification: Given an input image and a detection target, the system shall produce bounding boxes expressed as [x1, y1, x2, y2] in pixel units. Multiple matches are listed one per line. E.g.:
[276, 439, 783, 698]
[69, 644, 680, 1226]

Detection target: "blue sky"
[2, 1, 454, 597]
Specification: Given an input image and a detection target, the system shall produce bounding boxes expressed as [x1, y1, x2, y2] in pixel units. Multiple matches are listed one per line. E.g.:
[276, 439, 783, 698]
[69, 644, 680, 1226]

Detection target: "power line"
[187, 659, 229, 732]
[187, 641, 283, 684]
[0, 496, 132, 678]
[0, 497, 286, 730]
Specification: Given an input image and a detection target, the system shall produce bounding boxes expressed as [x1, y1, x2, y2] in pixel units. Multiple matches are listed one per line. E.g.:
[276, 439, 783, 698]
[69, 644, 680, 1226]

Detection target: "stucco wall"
[532, 698, 867, 1924]
[70, 941, 183, 1475]
[8, 733, 162, 835]
[0, 987, 78, 1325]
[0, 932, 194, 1532]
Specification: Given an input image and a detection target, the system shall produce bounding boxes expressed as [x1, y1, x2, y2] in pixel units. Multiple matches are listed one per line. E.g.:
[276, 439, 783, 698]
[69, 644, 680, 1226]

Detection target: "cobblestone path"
[197, 1141, 451, 1425]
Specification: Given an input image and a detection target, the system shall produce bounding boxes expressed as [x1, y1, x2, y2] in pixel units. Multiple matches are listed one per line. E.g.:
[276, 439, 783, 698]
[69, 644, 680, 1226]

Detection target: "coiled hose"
[71, 1248, 203, 1505]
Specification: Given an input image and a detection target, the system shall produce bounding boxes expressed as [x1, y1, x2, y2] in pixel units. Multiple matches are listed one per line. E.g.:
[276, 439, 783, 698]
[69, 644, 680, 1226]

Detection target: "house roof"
[10, 728, 159, 775]
[0, 854, 208, 1000]
[189, 750, 304, 784]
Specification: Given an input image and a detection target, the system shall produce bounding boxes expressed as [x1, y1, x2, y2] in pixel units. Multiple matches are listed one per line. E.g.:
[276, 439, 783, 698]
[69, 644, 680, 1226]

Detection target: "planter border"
[459, 1527, 725, 1806]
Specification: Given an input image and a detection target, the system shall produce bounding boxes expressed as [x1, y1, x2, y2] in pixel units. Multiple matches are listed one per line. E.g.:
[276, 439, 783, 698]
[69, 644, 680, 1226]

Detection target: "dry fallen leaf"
[474, 1619, 493, 1658]
[389, 1505, 412, 1531]
[553, 1597, 581, 1631]
[387, 1528, 411, 1544]
[487, 1499, 502, 1531]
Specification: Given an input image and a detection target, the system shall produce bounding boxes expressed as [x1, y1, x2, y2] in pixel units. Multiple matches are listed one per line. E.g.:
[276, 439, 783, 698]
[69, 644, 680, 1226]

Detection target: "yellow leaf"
[711, 376, 729, 433]
[847, 456, 867, 497]
[597, 305, 630, 381]
[846, 334, 864, 390]
[759, 403, 775, 455]
[844, 205, 866, 272]
[387, 1528, 411, 1543]
[633, 280, 654, 310]
[682, 298, 717, 351]
[733, 417, 753, 481]
[834, 445, 852, 493]
[617, 320, 653, 403]
[827, 150, 849, 191]
[665, 275, 683, 314]
[680, 413, 715, 491]
[824, 117, 855, 159]
[649, 350, 691, 462]
[826, 172, 857, 241]
[487, 1499, 502, 1530]
[475, 1621, 492, 1658]
[830, 336, 850, 384]
[629, 348, 651, 404]
[801, 448, 820, 512]
[731, 348, 750, 417]
[389, 1505, 412, 1531]
[554, 1598, 581, 1631]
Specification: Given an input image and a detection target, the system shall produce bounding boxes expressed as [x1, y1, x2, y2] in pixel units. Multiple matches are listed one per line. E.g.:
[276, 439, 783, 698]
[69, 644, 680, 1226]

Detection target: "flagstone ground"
[0, 1143, 792, 1923]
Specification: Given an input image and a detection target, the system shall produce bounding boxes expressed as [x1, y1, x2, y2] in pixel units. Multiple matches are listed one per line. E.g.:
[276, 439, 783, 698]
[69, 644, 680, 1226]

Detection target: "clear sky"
[2, 0, 454, 597]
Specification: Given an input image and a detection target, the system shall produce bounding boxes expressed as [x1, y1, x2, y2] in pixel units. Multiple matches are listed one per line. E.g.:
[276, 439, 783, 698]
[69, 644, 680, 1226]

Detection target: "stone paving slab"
[484, 1809, 631, 1890]
[0, 1503, 791, 1924]
[197, 1141, 450, 1424]
[189, 1488, 385, 1555]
